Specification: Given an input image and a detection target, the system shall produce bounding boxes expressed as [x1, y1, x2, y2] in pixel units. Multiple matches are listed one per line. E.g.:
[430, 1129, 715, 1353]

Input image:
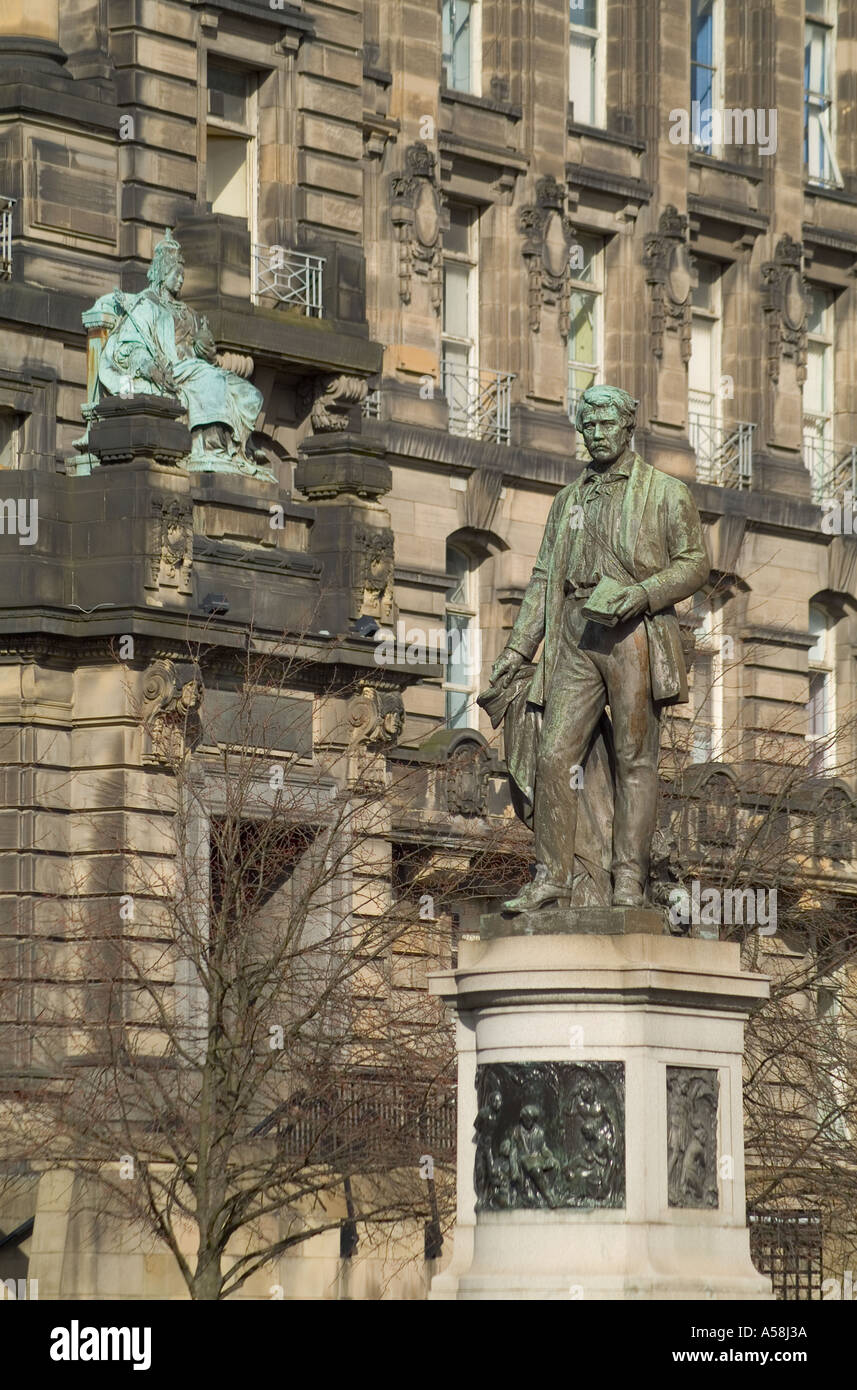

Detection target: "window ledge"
[804, 179, 856, 206]
[441, 85, 522, 120]
[689, 151, 765, 183]
[566, 114, 646, 153]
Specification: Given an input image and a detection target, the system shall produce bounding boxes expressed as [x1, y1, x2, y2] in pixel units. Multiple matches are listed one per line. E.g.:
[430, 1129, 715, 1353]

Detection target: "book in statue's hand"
[580, 574, 630, 627]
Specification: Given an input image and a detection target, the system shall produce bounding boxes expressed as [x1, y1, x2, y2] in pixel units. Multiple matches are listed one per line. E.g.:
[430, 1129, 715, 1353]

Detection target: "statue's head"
[575, 384, 637, 466]
[148, 228, 185, 294]
[520, 1103, 541, 1128]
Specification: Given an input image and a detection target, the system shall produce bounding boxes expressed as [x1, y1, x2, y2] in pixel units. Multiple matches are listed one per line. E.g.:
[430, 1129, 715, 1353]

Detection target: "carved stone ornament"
[667, 1066, 719, 1209]
[519, 175, 577, 336]
[446, 739, 491, 817]
[390, 142, 444, 310]
[642, 205, 695, 362]
[146, 496, 193, 595]
[300, 373, 368, 433]
[348, 684, 404, 748]
[141, 658, 203, 761]
[761, 235, 808, 385]
[474, 1062, 625, 1212]
[352, 525, 394, 622]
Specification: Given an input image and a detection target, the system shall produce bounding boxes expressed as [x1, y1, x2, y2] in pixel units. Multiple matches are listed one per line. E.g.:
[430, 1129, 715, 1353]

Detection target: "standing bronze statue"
[480, 385, 709, 912]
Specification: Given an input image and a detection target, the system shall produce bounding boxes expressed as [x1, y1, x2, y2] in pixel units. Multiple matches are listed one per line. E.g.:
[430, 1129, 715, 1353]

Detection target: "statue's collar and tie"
[580, 447, 635, 494]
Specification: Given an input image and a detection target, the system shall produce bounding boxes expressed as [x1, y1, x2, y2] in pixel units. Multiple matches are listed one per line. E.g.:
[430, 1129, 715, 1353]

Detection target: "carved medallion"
[761, 235, 808, 385]
[474, 1062, 625, 1212]
[667, 1066, 719, 1209]
[643, 205, 695, 362]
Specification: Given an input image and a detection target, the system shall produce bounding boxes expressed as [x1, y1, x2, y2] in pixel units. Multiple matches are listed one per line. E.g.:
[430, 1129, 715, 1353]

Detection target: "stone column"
[430, 911, 773, 1300]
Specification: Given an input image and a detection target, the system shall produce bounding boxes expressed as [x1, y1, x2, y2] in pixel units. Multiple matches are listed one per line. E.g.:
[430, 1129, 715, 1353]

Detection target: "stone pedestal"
[429, 914, 773, 1300]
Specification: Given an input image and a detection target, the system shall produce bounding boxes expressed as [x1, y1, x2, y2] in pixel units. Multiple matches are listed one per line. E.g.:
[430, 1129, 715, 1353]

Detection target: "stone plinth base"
[429, 925, 773, 1300]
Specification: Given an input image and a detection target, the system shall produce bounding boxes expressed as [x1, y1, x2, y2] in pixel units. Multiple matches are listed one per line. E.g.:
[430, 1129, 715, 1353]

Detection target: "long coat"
[507, 451, 710, 707]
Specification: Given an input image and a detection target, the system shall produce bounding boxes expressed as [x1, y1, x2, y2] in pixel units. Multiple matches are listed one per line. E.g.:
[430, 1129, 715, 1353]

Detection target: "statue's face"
[579, 404, 632, 466]
[163, 260, 185, 294]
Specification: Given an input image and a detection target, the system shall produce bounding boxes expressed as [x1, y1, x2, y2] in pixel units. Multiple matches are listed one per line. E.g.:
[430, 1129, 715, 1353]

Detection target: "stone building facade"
[0, 0, 855, 1299]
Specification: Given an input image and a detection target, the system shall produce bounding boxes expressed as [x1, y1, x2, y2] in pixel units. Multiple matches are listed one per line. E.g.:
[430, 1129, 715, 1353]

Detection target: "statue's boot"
[612, 870, 645, 908]
[503, 866, 571, 915]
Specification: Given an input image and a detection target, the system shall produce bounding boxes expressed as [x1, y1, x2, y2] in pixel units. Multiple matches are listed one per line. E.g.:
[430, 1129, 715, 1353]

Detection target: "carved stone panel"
[642, 205, 695, 362]
[761, 235, 808, 385]
[147, 496, 193, 595]
[474, 1061, 625, 1212]
[519, 174, 576, 336]
[667, 1066, 719, 1209]
[390, 142, 443, 310]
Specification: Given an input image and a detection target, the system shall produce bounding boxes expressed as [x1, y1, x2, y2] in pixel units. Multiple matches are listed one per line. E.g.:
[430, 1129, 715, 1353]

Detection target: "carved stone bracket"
[141, 658, 203, 762]
[146, 496, 194, 596]
[348, 683, 404, 748]
[761, 234, 808, 385]
[300, 373, 368, 433]
[667, 1066, 719, 1209]
[643, 205, 695, 362]
[474, 1062, 626, 1212]
[390, 142, 444, 311]
[519, 174, 577, 337]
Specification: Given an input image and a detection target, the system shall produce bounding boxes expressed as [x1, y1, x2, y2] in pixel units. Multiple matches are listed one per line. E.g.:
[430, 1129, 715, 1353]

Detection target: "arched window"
[807, 604, 835, 774]
[691, 591, 724, 762]
[444, 543, 481, 729]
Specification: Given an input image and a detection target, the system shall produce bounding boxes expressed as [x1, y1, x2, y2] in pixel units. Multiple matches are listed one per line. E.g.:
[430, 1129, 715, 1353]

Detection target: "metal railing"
[361, 387, 381, 420]
[0, 197, 15, 279]
[441, 360, 514, 444]
[802, 414, 857, 503]
[251, 244, 325, 315]
[689, 411, 755, 489]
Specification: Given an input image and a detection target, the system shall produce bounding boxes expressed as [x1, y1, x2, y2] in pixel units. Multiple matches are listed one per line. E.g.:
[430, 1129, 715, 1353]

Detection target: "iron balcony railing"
[689, 411, 755, 489]
[441, 360, 514, 445]
[361, 386, 381, 420]
[802, 414, 857, 504]
[251, 244, 325, 315]
[0, 196, 15, 278]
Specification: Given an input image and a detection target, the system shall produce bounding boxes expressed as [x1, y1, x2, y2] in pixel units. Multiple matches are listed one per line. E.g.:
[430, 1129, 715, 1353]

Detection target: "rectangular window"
[805, 6, 842, 187]
[206, 60, 257, 228]
[569, 0, 604, 128]
[442, 204, 480, 437]
[567, 233, 603, 457]
[807, 605, 835, 775]
[688, 259, 724, 483]
[444, 544, 481, 730]
[803, 285, 834, 499]
[0, 413, 19, 469]
[443, 0, 480, 96]
[691, 0, 723, 156]
[691, 593, 723, 763]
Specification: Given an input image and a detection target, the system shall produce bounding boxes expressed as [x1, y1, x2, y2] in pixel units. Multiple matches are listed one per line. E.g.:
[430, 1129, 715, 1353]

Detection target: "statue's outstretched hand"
[490, 648, 525, 690]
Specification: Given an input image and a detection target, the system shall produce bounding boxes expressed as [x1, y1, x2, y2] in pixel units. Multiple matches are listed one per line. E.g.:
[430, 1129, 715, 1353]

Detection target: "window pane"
[445, 204, 473, 257]
[691, 258, 719, 311]
[443, 262, 471, 340]
[569, 0, 597, 28]
[443, 0, 472, 93]
[446, 545, 469, 604]
[806, 285, 832, 336]
[808, 671, 829, 738]
[206, 133, 248, 218]
[208, 63, 249, 125]
[569, 233, 599, 283]
[569, 288, 596, 367]
[446, 610, 473, 686]
[569, 33, 595, 124]
[445, 687, 470, 729]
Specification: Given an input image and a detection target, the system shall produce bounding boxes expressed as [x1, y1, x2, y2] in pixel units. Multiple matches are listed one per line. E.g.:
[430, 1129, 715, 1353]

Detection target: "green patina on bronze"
[89, 229, 273, 480]
[480, 384, 710, 914]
